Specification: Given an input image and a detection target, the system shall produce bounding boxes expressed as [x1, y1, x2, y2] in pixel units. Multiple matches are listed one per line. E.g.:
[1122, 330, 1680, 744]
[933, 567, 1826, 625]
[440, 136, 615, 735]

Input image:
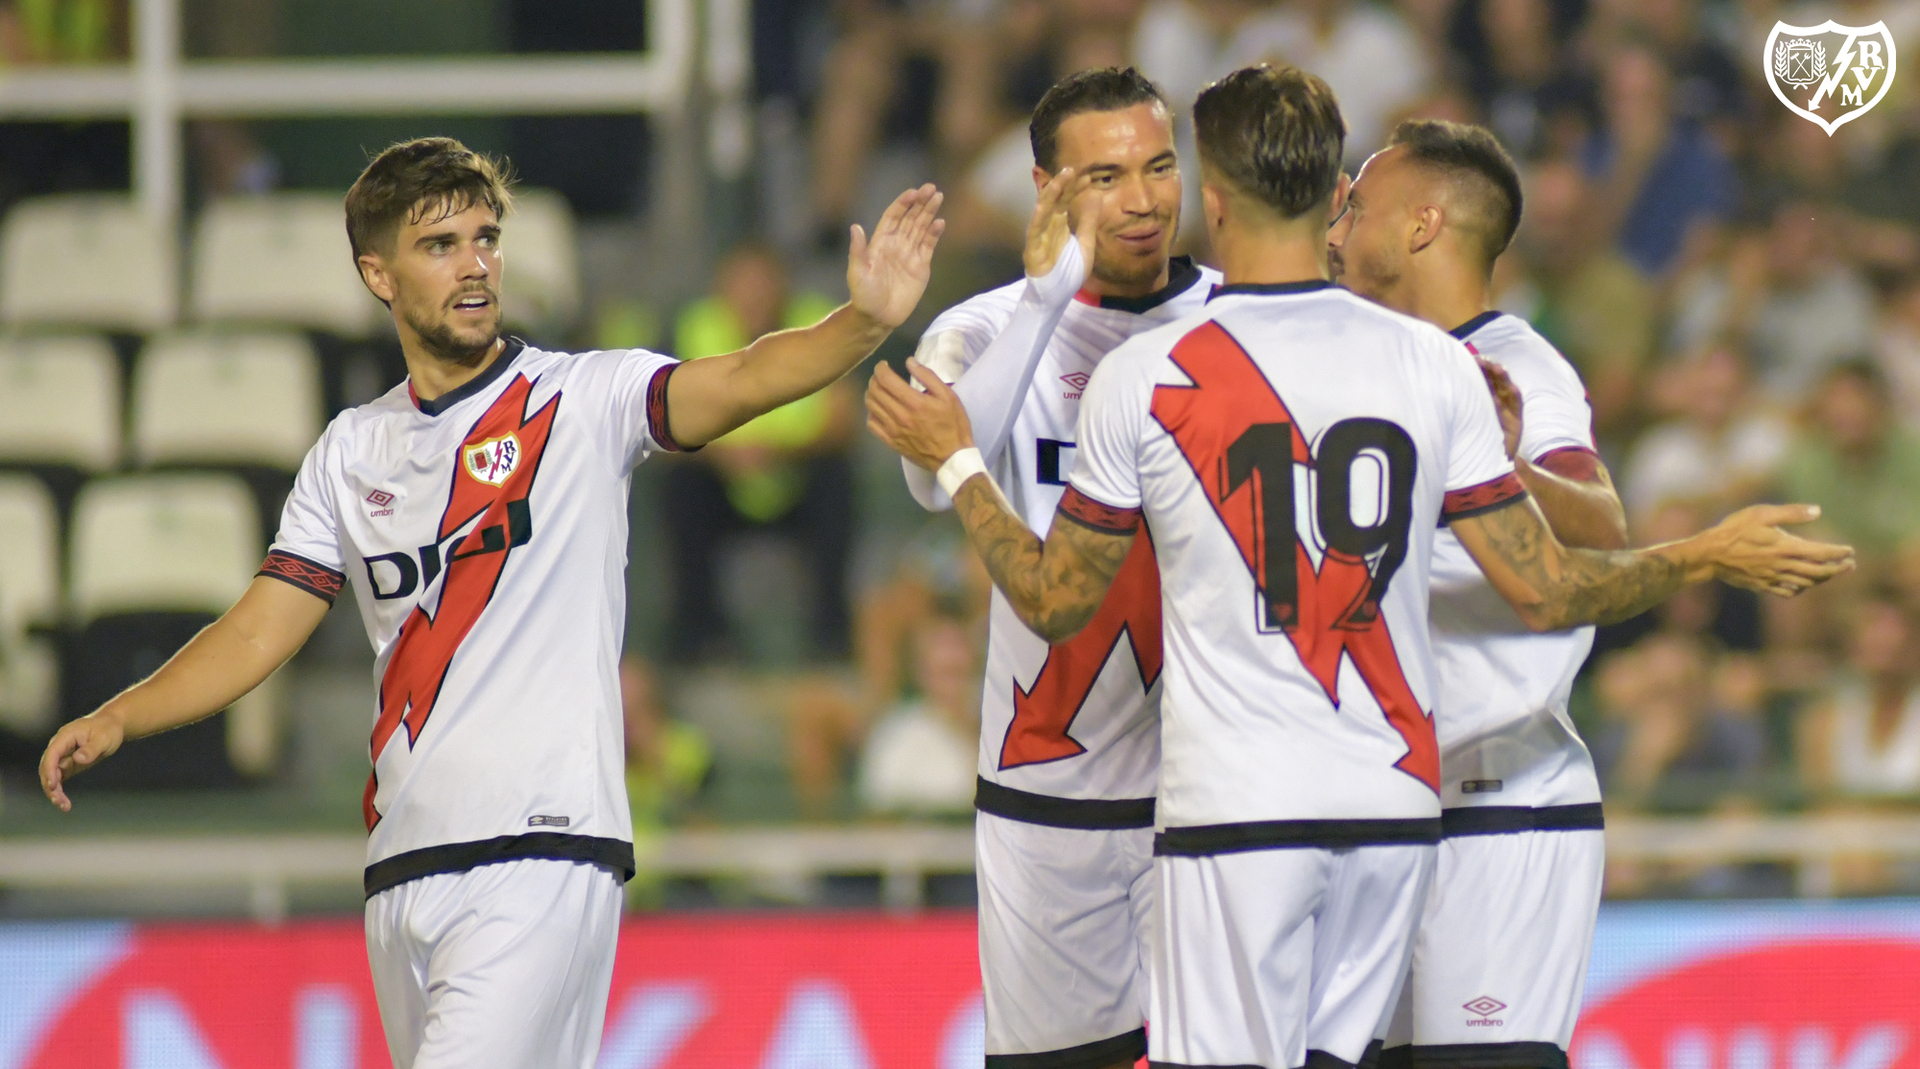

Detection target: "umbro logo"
[1061, 371, 1090, 399]
[366, 489, 394, 507]
[1464, 996, 1507, 1025]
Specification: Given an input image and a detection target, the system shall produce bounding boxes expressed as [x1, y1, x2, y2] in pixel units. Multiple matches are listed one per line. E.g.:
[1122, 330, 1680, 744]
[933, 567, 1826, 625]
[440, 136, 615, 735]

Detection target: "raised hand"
[867, 358, 976, 472]
[1478, 357, 1523, 461]
[1025, 167, 1098, 283]
[1695, 504, 1856, 597]
[848, 184, 946, 329]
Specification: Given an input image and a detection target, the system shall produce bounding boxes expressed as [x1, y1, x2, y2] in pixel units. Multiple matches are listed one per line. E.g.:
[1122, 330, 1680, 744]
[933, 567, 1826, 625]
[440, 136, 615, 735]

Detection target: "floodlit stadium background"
[1, 0, 1919, 1065]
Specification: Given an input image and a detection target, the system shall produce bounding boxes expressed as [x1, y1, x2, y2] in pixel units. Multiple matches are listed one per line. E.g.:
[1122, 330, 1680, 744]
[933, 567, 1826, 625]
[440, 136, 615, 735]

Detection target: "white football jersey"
[262, 338, 682, 895]
[1067, 282, 1522, 845]
[1428, 312, 1604, 817]
[918, 258, 1219, 816]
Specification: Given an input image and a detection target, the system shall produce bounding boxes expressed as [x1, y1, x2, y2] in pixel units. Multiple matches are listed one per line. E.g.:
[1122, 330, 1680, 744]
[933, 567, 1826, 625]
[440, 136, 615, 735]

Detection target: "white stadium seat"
[0, 334, 122, 470]
[68, 472, 259, 622]
[0, 194, 177, 331]
[132, 330, 323, 470]
[502, 188, 583, 330]
[0, 475, 61, 731]
[190, 194, 386, 336]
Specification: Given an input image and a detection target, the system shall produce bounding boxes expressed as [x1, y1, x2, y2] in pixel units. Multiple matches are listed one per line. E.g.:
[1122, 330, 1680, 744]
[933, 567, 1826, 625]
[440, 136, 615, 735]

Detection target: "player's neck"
[1404, 264, 1494, 336]
[1214, 228, 1329, 288]
[403, 334, 507, 402]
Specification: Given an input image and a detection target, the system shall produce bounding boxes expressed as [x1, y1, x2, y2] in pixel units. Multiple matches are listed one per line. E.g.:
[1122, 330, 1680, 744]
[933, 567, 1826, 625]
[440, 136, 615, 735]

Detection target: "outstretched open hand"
[1024, 167, 1098, 282]
[1700, 504, 1855, 598]
[848, 184, 946, 329]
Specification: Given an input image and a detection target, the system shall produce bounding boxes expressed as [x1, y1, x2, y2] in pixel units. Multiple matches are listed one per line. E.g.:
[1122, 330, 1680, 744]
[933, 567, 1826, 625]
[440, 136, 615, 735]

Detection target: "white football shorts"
[1150, 839, 1436, 1069]
[365, 857, 625, 1069]
[976, 807, 1156, 1068]
[1382, 810, 1605, 1069]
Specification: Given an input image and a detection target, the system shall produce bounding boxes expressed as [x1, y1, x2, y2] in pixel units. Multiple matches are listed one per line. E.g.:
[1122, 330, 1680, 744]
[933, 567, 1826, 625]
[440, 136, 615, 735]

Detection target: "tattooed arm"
[1450, 495, 1854, 633]
[948, 477, 1136, 641]
[868, 356, 1132, 642]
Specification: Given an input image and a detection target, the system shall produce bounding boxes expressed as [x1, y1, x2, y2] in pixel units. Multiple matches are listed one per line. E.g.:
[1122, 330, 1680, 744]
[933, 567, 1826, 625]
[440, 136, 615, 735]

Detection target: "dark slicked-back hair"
[1029, 67, 1169, 172]
[344, 137, 513, 263]
[1193, 64, 1345, 220]
[1389, 119, 1523, 267]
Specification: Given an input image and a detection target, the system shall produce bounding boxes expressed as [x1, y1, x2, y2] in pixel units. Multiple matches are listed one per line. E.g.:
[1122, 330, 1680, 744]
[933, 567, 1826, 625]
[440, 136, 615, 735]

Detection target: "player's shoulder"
[924, 278, 1025, 340]
[1455, 312, 1585, 390]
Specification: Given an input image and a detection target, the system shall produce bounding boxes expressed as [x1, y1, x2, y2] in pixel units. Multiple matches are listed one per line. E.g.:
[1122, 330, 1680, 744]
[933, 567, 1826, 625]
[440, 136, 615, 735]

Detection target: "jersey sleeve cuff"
[258, 550, 346, 604]
[1058, 485, 1143, 534]
[645, 361, 702, 454]
[1442, 471, 1529, 521]
[1532, 445, 1602, 483]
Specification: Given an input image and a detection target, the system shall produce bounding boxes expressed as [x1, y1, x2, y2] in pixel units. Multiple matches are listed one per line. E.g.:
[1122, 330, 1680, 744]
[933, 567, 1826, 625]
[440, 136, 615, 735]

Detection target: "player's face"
[1046, 102, 1181, 290]
[1327, 146, 1415, 302]
[370, 200, 504, 366]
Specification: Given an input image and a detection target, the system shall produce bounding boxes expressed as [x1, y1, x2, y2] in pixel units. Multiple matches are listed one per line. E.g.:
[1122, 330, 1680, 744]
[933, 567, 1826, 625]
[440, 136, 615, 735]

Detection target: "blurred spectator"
[1131, 0, 1255, 110]
[1518, 158, 1657, 440]
[858, 607, 982, 816]
[1607, 0, 1744, 125]
[1447, 0, 1597, 158]
[621, 655, 714, 909]
[786, 523, 991, 817]
[1227, 0, 1433, 163]
[1594, 631, 1770, 810]
[1584, 38, 1738, 278]
[663, 245, 857, 663]
[1621, 344, 1790, 523]
[1776, 360, 1920, 563]
[1873, 272, 1920, 427]
[1799, 593, 1920, 803]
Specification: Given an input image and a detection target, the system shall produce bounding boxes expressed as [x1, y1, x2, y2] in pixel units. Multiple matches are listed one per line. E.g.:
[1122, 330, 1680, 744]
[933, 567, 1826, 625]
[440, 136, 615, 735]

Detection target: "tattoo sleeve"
[1456, 496, 1685, 631]
[950, 476, 1136, 643]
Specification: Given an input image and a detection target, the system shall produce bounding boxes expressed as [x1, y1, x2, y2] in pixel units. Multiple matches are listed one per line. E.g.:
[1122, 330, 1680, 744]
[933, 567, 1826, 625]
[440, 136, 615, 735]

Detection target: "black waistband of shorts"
[1155, 817, 1441, 856]
[1380, 1041, 1567, 1069]
[1440, 803, 1604, 839]
[975, 777, 1156, 830]
[363, 833, 636, 898]
[989, 1027, 1147, 1069]
[1157, 1039, 1382, 1069]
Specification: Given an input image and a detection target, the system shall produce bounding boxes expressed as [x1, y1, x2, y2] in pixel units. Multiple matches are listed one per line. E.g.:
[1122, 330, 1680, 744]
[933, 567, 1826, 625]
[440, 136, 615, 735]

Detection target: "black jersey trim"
[1155, 817, 1442, 856]
[1448, 311, 1506, 340]
[1207, 279, 1337, 300]
[1380, 1042, 1567, 1069]
[1095, 257, 1203, 313]
[1440, 802, 1605, 838]
[975, 777, 1156, 830]
[1154, 1043, 1381, 1069]
[988, 1027, 1147, 1069]
[363, 832, 635, 898]
[411, 336, 526, 416]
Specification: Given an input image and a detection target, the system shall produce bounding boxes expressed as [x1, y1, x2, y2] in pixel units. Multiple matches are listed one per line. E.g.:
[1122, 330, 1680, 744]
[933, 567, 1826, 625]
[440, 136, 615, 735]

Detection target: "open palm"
[848, 184, 946, 329]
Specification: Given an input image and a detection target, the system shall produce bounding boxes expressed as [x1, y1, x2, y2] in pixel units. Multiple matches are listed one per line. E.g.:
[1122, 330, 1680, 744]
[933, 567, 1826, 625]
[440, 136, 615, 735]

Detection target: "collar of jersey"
[1448, 310, 1505, 340]
[408, 336, 528, 416]
[1206, 279, 1336, 301]
[1077, 256, 1204, 313]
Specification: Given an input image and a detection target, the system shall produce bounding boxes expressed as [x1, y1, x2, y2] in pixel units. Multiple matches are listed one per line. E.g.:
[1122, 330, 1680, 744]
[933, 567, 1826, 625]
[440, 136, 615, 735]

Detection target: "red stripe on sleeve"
[258, 550, 346, 603]
[1443, 471, 1528, 521]
[1058, 486, 1143, 534]
[1534, 446, 1602, 484]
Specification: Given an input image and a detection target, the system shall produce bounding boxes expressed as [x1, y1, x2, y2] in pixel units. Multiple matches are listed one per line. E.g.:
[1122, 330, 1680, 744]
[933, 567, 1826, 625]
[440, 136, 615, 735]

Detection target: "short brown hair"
[1193, 64, 1345, 220]
[344, 137, 513, 262]
[1389, 119, 1523, 268]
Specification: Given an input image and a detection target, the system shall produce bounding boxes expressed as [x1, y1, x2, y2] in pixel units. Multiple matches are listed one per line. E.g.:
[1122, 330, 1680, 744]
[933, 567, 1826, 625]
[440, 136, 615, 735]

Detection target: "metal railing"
[0, 0, 698, 225]
[5, 814, 1920, 923]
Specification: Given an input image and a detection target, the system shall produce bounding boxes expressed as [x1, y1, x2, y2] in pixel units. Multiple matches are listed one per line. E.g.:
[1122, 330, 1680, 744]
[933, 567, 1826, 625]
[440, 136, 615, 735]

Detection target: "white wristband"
[936, 447, 989, 499]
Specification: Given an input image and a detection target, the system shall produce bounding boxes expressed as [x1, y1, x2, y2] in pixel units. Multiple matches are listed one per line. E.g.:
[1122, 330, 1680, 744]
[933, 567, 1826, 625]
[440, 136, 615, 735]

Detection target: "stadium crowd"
[1, 0, 1918, 898]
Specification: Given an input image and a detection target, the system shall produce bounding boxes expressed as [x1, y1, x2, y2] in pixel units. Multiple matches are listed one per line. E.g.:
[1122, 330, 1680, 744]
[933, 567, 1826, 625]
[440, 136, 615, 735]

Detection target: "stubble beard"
[404, 300, 499, 369]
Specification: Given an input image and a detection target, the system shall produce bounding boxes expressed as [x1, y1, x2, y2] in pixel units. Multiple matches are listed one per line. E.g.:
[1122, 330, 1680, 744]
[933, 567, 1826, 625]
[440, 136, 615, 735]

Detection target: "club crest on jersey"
[1765, 20, 1896, 135]
[462, 433, 522, 486]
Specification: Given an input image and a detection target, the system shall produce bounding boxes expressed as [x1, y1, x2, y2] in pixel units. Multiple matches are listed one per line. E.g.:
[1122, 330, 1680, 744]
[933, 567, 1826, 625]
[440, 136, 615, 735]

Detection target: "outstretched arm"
[1450, 496, 1853, 633]
[667, 185, 946, 448]
[904, 169, 1097, 510]
[872, 358, 1130, 641]
[40, 577, 330, 810]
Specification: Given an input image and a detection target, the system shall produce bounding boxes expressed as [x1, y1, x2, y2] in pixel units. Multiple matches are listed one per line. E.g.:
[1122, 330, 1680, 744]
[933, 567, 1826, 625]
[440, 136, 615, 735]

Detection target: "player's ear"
[1408, 203, 1442, 255]
[1202, 183, 1226, 231]
[1326, 172, 1352, 227]
[358, 253, 396, 306]
[1032, 165, 1052, 196]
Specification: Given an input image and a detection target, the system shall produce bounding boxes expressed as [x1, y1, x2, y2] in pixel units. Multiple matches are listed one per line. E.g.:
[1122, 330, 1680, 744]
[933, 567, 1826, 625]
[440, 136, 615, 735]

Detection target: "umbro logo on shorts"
[1464, 996, 1507, 1025]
